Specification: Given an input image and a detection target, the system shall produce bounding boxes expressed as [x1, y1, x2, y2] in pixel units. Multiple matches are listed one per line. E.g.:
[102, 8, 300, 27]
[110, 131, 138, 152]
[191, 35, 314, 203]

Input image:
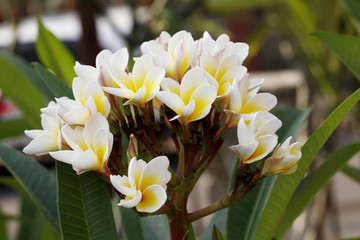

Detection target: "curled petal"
[23, 133, 59, 155]
[72, 148, 101, 174]
[119, 190, 142, 208]
[156, 91, 185, 116]
[187, 85, 217, 122]
[74, 62, 99, 82]
[128, 157, 147, 189]
[246, 134, 278, 163]
[61, 125, 86, 152]
[180, 68, 208, 104]
[103, 87, 135, 99]
[110, 175, 138, 197]
[229, 142, 258, 162]
[50, 150, 80, 165]
[242, 93, 277, 114]
[133, 55, 154, 90]
[136, 185, 167, 213]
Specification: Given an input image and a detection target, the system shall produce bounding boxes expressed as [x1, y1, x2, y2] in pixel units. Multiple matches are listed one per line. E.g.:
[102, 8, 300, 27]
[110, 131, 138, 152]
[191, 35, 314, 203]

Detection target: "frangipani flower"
[104, 55, 165, 106]
[262, 136, 302, 176]
[50, 113, 113, 174]
[74, 48, 129, 88]
[156, 67, 217, 123]
[23, 101, 62, 155]
[229, 112, 281, 164]
[110, 156, 171, 213]
[225, 75, 277, 126]
[195, 32, 250, 98]
[56, 76, 111, 125]
[141, 31, 196, 82]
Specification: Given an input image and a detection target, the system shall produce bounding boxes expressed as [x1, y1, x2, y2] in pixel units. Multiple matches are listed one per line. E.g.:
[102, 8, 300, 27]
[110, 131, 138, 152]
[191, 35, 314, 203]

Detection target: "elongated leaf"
[277, 142, 360, 237]
[142, 215, 170, 240]
[343, 0, 360, 24]
[0, 144, 59, 233]
[119, 207, 145, 240]
[0, 51, 46, 127]
[36, 17, 76, 85]
[226, 108, 311, 240]
[254, 88, 360, 240]
[199, 209, 227, 240]
[0, 118, 32, 140]
[56, 161, 118, 240]
[205, 0, 283, 13]
[342, 165, 360, 184]
[311, 32, 360, 81]
[33, 63, 74, 99]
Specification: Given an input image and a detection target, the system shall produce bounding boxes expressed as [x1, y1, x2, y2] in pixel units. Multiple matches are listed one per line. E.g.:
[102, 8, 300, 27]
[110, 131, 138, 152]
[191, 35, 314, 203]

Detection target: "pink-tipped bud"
[127, 134, 138, 160]
[261, 137, 302, 176]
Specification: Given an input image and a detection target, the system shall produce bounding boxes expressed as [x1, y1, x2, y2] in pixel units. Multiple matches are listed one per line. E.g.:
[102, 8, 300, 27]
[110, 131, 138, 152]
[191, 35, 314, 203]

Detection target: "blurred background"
[0, 0, 359, 239]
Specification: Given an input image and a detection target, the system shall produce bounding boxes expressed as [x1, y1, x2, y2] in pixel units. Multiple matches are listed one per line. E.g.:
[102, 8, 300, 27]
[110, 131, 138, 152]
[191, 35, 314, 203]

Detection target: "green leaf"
[0, 51, 47, 127]
[0, 144, 59, 233]
[56, 161, 118, 240]
[277, 142, 360, 237]
[0, 118, 32, 140]
[141, 214, 170, 240]
[342, 165, 360, 184]
[205, 0, 283, 13]
[343, 0, 360, 25]
[212, 225, 225, 240]
[36, 17, 76, 85]
[199, 209, 227, 240]
[33, 62, 74, 99]
[226, 108, 310, 240]
[254, 88, 360, 240]
[119, 207, 145, 240]
[311, 32, 360, 81]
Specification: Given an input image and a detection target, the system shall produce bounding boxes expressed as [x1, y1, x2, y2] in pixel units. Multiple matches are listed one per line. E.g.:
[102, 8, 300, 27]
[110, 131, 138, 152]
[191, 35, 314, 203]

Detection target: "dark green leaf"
[33, 62, 74, 99]
[36, 17, 76, 85]
[341, 165, 360, 184]
[311, 32, 360, 81]
[277, 142, 360, 237]
[212, 225, 225, 240]
[141, 214, 170, 240]
[254, 88, 360, 240]
[0, 118, 31, 140]
[119, 207, 145, 240]
[343, 0, 360, 25]
[0, 51, 47, 127]
[0, 144, 59, 233]
[56, 161, 118, 240]
[226, 108, 310, 240]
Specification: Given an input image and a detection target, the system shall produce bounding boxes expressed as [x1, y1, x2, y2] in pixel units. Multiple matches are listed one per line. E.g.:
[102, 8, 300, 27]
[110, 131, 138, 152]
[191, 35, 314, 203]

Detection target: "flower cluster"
[23, 30, 302, 218]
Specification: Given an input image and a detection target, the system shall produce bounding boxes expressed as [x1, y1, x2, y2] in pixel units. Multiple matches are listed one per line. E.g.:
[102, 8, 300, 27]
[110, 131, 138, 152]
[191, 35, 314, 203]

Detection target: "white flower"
[225, 75, 277, 126]
[194, 32, 250, 98]
[103, 55, 165, 106]
[229, 112, 281, 164]
[156, 67, 217, 123]
[56, 76, 111, 125]
[23, 101, 62, 155]
[110, 156, 171, 213]
[141, 31, 196, 82]
[50, 113, 113, 174]
[74, 48, 129, 88]
[262, 137, 302, 176]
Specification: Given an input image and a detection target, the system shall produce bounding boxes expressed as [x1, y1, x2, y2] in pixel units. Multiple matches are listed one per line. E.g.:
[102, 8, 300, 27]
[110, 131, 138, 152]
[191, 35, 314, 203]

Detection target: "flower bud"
[127, 134, 138, 160]
[261, 137, 302, 176]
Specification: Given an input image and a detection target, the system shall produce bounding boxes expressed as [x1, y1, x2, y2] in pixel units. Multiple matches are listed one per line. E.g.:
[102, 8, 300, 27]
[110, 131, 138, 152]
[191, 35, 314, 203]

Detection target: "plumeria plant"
[20, 30, 299, 238]
[0, 21, 359, 240]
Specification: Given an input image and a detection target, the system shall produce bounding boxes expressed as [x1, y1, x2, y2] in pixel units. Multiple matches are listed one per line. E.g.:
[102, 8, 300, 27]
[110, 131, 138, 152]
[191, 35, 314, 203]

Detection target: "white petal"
[156, 91, 185, 116]
[180, 67, 208, 104]
[61, 125, 87, 152]
[119, 190, 142, 208]
[160, 77, 180, 95]
[187, 85, 217, 122]
[74, 62, 99, 82]
[229, 142, 258, 162]
[132, 55, 154, 90]
[139, 156, 171, 191]
[181, 99, 196, 120]
[128, 157, 147, 189]
[242, 93, 277, 114]
[72, 77, 86, 105]
[23, 134, 59, 155]
[110, 175, 137, 197]
[62, 106, 90, 125]
[135, 185, 167, 213]
[73, 148, 101, 174]
[103, 86, 135, 99]
[93, 128, 112, 165]
[110, 48, 129, 71]
[96, 49, 113, 68]
[24, 129, 44, 139]
[83, 113, 109, 148]
[236, 118, 255, 144]
[125, 85, 147, 105]
[248, 134, 278, 163]
[49, 150, 80, 165]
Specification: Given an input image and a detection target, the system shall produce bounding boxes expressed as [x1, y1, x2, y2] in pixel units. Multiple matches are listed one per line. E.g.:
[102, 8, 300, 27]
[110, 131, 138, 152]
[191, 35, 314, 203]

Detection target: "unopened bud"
[127, 134, 138, 160]
[261, 137, 301, 176]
